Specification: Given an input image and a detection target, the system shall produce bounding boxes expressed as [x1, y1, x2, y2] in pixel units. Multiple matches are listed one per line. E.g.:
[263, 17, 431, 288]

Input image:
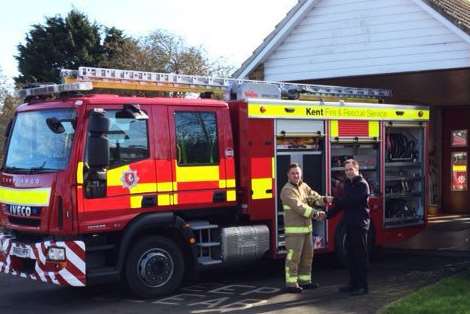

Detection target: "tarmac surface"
[386, 214, 470, 251]
[1, 214, 469, 314]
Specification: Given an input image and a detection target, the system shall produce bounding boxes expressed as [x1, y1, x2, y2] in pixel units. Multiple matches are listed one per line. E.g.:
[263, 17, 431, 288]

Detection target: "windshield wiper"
[2, 166, 30, 174]
[28, 167, 57, 174]
[2, 165, 58, 174]
[27, 161, 57, 174]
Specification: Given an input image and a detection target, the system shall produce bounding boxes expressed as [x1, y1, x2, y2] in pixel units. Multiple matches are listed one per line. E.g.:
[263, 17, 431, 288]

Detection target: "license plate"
[12, 246, 31, 258]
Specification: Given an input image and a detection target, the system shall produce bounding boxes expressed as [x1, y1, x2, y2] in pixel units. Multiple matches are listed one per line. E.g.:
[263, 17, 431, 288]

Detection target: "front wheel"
[125, 236, 185, 298]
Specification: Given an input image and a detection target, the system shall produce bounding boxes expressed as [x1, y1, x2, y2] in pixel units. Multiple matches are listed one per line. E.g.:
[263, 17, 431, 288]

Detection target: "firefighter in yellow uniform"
[281, 163, 327, 293]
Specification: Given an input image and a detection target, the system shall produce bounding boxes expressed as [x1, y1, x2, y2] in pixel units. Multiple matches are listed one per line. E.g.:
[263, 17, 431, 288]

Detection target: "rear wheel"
[125, 236, 185, 298]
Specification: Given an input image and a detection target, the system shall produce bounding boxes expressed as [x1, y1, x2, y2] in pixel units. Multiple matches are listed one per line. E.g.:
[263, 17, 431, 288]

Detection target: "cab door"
[79, 104, 156, 232]
[168, 106, 235, 208]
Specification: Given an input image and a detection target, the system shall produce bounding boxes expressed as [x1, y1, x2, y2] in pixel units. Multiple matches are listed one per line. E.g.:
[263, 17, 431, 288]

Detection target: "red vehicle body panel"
[0, 94, 428, 286]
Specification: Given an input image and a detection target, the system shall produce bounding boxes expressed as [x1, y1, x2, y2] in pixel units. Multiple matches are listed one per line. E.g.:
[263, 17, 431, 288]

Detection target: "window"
[451, 152, 467, 192]
[104, 110, 149, 167]
[451, 130, 467, 147]
[175, 111, 218, 165]
[4, 109, 76, 172]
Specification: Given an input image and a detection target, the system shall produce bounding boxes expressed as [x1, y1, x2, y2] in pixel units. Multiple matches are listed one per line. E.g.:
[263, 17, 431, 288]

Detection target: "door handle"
[142, 195, 156, 208]
[213, 190, 226, 202]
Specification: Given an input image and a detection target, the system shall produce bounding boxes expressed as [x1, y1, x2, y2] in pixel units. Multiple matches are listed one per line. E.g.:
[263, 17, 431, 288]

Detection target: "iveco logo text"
[2, 177, 40, 185]
[9, 205, 32, 217]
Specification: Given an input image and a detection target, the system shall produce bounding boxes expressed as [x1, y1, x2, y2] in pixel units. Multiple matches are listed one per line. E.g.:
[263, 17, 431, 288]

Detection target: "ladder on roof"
[66, 66, 392, 98]
[17, 66, 393, 99]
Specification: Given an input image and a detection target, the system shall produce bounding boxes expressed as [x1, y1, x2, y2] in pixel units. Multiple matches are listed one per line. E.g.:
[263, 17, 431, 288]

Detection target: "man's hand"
[316, 211, 326, 220]
[324, 196, 334, 204]
[307, 196, 318, 207]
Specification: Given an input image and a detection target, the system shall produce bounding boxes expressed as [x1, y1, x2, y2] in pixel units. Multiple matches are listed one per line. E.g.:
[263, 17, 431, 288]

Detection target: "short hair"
[287, 163, 301, 172]
[344, 159, 359, 169]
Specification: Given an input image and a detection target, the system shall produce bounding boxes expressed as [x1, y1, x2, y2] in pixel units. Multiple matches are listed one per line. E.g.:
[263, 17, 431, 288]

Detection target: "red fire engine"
[0, 67, 429, 297]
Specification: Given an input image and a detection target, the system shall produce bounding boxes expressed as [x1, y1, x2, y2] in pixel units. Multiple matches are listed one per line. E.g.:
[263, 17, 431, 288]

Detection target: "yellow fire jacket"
[280, 181, 325, 234]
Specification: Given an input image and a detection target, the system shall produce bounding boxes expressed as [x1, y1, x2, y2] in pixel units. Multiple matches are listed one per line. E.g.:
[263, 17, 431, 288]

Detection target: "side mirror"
[87, 110, 110, 168]
[46, 117, 65, 134]
[116, 104, 148, 120]
[89, 110, 110, 133]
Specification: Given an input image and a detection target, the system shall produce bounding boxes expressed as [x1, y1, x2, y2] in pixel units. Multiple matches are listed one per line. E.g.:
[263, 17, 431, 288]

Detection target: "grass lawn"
[381, 270, 470, 314]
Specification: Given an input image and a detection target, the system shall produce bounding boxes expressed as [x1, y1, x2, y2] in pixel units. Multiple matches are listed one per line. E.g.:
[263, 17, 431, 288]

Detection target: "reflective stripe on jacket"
[280, 181, 325, 234]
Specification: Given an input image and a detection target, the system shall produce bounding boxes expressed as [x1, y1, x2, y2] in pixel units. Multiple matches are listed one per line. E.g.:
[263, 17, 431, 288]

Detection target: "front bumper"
[0, 232, 86, 286]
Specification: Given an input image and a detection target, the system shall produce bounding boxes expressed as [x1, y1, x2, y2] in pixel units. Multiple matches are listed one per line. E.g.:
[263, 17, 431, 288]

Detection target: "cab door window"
[105, 110, 149, 167]
[174, 111, 218, 165]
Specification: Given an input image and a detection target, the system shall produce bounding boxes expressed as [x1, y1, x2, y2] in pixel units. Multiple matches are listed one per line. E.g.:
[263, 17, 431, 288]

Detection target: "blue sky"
[0, 0, 297, 83]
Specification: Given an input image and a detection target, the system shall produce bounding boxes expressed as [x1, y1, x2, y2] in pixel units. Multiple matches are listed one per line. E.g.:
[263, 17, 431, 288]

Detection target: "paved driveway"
[386, 214, 470, 251]
[2, 216, 469, 314]
[1, 251, 468, 314]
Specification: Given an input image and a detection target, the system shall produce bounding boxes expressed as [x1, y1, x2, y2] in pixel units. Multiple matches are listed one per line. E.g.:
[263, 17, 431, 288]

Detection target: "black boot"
[284, 286, 303, 293]
[350, 288, 368, 296]
[300, 282, 320, 289]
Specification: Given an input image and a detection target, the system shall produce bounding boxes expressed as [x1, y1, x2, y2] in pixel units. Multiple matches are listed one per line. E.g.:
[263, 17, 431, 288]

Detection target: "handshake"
[315, 210, 327, 221]
[308, 195, 334, 221]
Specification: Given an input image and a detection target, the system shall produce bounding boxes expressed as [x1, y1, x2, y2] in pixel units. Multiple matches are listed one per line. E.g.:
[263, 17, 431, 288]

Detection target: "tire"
[125, 236, 185, 298]
[334, 221, 376, 267]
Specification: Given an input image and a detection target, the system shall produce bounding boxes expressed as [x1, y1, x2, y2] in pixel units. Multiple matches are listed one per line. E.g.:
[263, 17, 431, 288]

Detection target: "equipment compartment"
[330, 142, 380, 196]
[384, 124, 425, 227]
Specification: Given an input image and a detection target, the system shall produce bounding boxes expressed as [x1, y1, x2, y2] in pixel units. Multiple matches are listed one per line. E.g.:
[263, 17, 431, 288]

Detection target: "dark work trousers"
[346, 226, 369, 290]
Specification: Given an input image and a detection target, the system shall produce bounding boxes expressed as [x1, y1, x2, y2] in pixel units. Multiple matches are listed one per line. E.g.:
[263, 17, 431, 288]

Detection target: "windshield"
[4, 109, 76, 173]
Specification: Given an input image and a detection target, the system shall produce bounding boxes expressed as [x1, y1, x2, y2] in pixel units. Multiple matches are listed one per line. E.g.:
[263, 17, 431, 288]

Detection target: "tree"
[137, 30, 208, 75]
[140, 30, 236, 77]
[98, 27, 146, 70]
[0, 94, 21, 164]
[208, 57, 236, 77]
[0, 67, 20, 163]
[16, 10, 235, 84]
[0, 67, 9, 108]
[16, 10, 102, 84]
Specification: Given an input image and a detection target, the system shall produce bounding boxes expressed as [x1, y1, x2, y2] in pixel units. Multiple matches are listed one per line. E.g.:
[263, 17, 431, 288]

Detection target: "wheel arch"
[117, 212, 197, 274]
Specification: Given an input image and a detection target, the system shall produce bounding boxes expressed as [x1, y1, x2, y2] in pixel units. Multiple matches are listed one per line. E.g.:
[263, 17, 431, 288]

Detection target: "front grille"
[8, 216, 41, 227]
[8, 232, 46, 244]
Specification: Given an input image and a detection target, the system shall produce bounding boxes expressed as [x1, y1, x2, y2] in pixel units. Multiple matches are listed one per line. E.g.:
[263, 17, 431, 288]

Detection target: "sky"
[0, 0, 298, 84]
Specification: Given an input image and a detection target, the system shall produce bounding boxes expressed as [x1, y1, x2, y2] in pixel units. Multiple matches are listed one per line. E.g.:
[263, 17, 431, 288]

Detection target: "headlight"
[47, 247, 66, 261]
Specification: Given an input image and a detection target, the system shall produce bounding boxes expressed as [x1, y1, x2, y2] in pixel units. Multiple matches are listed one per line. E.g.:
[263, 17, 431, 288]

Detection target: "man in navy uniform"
[327, 159, 370, 296]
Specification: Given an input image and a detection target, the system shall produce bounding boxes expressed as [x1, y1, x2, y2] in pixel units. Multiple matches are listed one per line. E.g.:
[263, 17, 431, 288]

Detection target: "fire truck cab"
[0, 67, 429, 297]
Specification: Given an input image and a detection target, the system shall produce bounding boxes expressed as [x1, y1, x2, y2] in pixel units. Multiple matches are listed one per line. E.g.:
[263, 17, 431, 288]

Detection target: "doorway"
[442, 108, 470, 212]
[274, 119, 327, 252]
